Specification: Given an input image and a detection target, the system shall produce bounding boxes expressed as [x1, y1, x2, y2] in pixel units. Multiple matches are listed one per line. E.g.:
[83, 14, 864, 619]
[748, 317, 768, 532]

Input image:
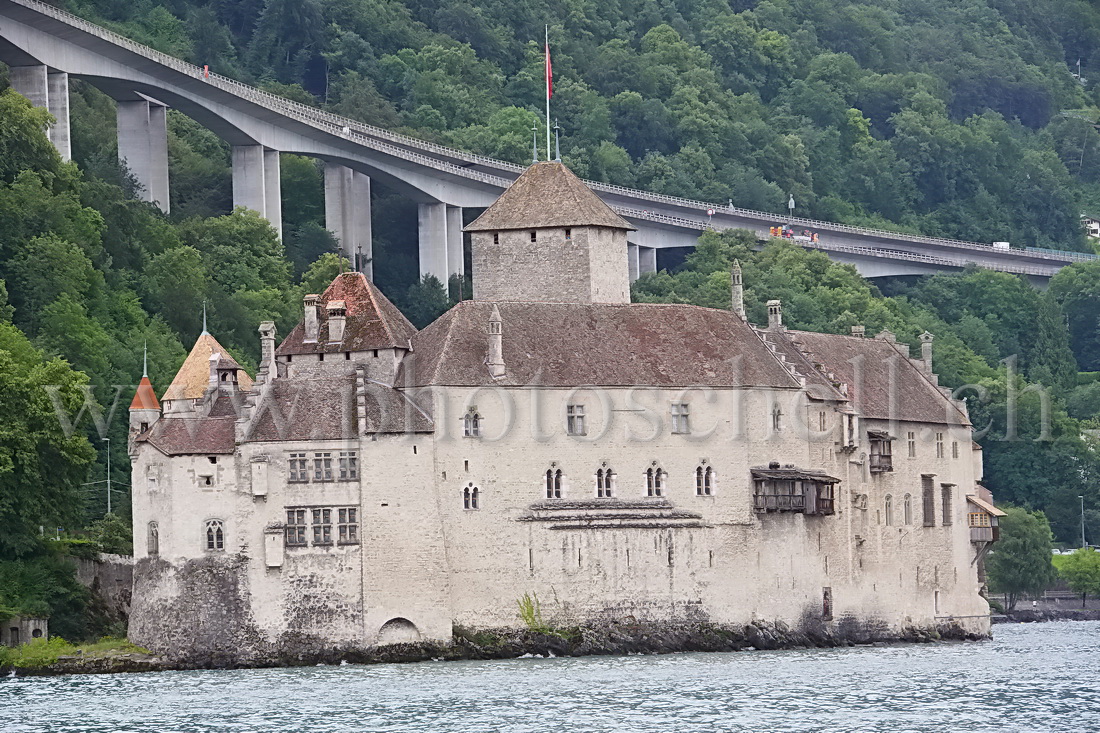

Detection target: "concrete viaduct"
[0, 0, 1094, 284]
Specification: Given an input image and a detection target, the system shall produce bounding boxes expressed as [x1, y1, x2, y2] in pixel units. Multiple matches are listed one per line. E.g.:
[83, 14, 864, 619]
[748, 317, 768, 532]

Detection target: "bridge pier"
[418, 202, 449, 285]
[232, 144, 282, 237]
[639, 246, 657, 275]
[627, 243, 640, 282]
[9, 64, 71, 161]
[324, 163, 372, 276]
[118, 100, 170, 213]
[446, 205, 464, 281]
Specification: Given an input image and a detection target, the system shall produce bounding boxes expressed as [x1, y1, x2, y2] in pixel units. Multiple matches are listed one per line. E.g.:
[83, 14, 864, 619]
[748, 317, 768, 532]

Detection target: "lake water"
[3, 621, 1099, 732]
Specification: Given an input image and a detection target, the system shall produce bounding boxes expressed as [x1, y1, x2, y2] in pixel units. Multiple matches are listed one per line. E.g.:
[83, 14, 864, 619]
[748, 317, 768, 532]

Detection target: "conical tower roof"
[465, 162, 634, 232]
[130, 376, 160, 410]
[162, 332, 253, 401]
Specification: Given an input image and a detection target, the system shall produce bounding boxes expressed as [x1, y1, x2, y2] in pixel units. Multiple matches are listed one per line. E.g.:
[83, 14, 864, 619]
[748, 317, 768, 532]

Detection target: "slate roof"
[400, 300, 801, 388]
[277, 273, 418, 356]
[243, 372, 433, 442]
[465, 162, 634, 232]
[163, 333, 253, 401]
[777, 330, 970, 426]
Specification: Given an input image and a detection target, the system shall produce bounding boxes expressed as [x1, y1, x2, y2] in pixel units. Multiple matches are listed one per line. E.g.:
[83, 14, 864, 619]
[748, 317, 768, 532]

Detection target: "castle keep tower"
[466, 161, 634, 303]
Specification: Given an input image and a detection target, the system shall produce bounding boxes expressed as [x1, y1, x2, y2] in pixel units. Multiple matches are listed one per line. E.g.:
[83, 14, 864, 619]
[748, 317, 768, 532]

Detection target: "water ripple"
[3, 622, 1100, 732]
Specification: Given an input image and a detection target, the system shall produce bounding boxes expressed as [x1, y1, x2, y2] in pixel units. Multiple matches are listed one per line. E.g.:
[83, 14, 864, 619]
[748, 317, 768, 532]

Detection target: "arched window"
[463, 484, 480, 510]
[463, 411, 482, 438]
[545, 468, 562, 499]
[646, 466, 665, 497]
[884, 496, 894, 526]
[696, 465, 713, 496]
[596, 466, 615, 498]
[147, 521, 159, 556]
[205, 519, 225, 551]
[903, 494, 913, 525]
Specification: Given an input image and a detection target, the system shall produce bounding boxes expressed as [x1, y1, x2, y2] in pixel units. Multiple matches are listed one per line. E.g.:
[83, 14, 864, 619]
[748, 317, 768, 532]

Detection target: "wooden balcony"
[970, 526, 994, 543]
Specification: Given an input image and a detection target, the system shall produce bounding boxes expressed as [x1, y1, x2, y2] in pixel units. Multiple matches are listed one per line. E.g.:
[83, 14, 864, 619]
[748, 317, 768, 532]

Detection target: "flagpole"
[545, 24, 551, 162]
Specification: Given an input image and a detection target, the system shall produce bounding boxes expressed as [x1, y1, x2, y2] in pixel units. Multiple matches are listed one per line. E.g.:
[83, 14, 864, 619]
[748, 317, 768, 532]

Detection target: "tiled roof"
[138, 415, 237, 455]
[777, 330, 970, 426]
[162, 333, 253, 401]
[400, 300, 801, 388]
[465, 162, 634, 232]
[129, 376, 160, 410]
[243, 372, 433, 442]
[276, 273, 417, 356]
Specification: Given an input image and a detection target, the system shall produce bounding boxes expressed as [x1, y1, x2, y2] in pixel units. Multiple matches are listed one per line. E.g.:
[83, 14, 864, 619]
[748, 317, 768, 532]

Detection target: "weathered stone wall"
[471, 226, 629, 303]
[130, 377, 990, 664]
[72, 553, 133, 624]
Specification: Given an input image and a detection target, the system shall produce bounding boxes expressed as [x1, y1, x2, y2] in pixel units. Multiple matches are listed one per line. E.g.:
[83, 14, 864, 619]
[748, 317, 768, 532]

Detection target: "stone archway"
[377, 617, 421, 645]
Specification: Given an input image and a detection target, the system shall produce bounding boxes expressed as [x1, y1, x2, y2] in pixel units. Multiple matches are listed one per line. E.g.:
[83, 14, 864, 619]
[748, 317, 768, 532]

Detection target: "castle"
[128, 162, 1001, 661]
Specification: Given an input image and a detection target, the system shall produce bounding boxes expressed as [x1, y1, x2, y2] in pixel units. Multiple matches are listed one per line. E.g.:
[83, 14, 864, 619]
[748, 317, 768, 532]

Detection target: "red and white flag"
[545, 42, 553, 100]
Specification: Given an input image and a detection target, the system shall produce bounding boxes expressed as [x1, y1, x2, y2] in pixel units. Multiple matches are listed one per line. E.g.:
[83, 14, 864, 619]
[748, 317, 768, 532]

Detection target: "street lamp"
[104, 437, 111, 516]
[1080, 495, 1086, 549]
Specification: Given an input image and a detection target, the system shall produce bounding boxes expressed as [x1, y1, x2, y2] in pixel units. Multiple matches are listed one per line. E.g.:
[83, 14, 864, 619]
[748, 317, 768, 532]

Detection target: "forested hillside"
[4, 0, 1100, 635]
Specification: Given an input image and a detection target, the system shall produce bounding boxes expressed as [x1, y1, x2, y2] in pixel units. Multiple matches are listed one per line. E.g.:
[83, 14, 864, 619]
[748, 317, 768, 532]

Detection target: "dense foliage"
[62, 0, 1100, 253]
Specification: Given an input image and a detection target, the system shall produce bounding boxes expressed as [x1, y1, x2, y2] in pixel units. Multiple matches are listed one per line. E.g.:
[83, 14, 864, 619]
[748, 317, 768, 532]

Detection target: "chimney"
[851, 325, 865, 338]
[303, 294, 320, 341]
[731, 260, 745, 318]
[327, 301, 346, 343]
[767, 299, 783, 330]
[488, 304, 505, 378]
[258, 321, 277, 373]
[209, 352, 220, 391]
[920, 331, 934, 373]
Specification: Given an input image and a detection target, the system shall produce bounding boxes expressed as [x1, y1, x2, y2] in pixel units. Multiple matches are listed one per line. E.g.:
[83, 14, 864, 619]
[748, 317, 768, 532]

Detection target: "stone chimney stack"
[488, 304, 505, 378]
[767, 300, 783, 330]
[303, 294, 320, 341]
[851, 325, 865, 338]
[259, 321, 277, 373]
[731, 260, 745, 318]
[209, 352, 220, 391]
[920, 331, 934, 373]
[327, 301, 347, 344]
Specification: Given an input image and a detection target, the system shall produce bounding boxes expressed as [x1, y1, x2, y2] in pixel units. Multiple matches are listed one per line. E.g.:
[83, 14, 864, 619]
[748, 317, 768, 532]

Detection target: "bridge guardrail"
[614, 207, 1055, 276]
[6, 0, 1094, 271]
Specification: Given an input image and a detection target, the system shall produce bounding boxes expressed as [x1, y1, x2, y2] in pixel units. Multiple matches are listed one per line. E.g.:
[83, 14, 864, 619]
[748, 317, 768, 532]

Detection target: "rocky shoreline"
[2, 619, 987, 677]
[993, 608, 1100, 624]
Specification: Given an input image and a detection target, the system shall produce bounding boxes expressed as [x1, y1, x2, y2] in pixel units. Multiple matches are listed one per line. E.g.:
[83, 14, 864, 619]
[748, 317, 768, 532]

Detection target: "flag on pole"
[545, 41, 553, 99]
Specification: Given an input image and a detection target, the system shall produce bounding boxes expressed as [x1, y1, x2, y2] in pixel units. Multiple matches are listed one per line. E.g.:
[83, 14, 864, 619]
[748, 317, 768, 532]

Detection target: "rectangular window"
[313, 452, 333, 481]
[670, 403, 690, 434]
[907, 432, 916, 458]
[530, 231, 537, 242]
[941, 485, 954, 526]
[338, 508, 359, 544]
[952, 441, 959, 459]
[922, 476, 936, 527]
[564, 228, 572, 240]
[338, 451, 358, 480]
[285, 509, 307, 546]
[288, 453, 309, 482]
[566, 404, 586, 436]
[312, 508, 333, 544]
[819, 411, 827, 432]
[822, 587, 833, 621]
[935, 432, 945, 458]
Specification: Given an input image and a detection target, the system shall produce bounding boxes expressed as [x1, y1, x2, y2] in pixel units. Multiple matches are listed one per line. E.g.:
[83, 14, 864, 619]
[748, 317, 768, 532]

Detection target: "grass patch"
[0, 636, 149, 669]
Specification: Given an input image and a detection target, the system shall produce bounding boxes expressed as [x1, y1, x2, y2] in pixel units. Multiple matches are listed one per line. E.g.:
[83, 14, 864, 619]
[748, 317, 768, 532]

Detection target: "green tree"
[1058, 547, 1100, 606]
[0, 324, 96, 559]
[986, 507, 1057, 610]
